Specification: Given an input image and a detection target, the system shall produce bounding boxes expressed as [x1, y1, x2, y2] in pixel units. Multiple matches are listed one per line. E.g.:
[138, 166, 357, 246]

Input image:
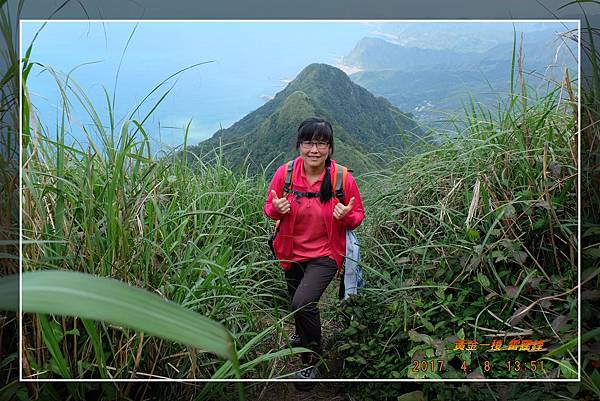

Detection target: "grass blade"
[38, 314, 71, 378]
[0, 271, 234, 360]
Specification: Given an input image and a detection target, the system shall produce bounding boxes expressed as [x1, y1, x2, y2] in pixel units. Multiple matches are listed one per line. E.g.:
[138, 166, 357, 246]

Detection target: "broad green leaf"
[420, 316, 435, 332]
[477, 273, 491, 288]
[338, 343, 353, 352]
[467, 228, 480, 241]
[0, 271, 234, 360]
[398, 391, 425, 401]
[502, 204, 516, 219]
[540, 357, 578, 379]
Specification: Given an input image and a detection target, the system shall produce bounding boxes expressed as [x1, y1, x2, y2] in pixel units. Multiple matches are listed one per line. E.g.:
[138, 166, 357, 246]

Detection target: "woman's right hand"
[271, 190, 291, 214]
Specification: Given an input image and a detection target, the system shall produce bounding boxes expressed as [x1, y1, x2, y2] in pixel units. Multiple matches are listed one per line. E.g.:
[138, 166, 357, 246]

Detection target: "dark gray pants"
[285, 256, 338, 363]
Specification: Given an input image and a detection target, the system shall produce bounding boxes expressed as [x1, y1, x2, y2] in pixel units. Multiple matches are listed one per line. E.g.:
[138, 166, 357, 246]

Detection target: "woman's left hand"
[333, 197, 355, 220]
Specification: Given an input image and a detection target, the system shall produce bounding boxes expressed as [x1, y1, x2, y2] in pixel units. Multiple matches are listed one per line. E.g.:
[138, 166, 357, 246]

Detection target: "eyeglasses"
[300, 141, 330, 150]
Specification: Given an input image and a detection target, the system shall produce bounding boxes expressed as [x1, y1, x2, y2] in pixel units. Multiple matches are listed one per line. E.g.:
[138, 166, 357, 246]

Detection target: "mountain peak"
[299, 62, 345, 75]
[194, 62, 422, 174]
[287, 63, 349, 88]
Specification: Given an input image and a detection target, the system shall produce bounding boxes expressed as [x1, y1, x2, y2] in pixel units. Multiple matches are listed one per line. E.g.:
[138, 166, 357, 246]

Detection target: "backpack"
[267, 159, 363, 300]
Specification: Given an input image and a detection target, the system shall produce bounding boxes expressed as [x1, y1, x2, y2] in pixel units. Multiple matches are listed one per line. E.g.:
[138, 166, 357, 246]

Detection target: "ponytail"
[319, 156, 333, 203]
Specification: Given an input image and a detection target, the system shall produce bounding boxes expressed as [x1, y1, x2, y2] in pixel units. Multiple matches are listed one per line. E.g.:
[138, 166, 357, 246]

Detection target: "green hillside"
[343, 34, 577, 123]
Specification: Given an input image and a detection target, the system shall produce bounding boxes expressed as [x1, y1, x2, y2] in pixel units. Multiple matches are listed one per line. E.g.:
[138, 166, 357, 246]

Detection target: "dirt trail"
[241, 275, 353, 400]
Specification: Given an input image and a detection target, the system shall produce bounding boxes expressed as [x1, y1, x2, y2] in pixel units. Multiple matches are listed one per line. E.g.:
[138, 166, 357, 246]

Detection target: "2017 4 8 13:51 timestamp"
[411, 359, 546, 375]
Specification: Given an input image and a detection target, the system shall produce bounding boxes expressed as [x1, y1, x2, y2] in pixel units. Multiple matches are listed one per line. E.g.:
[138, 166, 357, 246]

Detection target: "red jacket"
[264, 156, 365, 270]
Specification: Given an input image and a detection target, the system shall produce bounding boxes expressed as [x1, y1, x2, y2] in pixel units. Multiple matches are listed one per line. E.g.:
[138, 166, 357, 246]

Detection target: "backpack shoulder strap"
[282, 160, 295, 195]
[331, 162, 348, 203]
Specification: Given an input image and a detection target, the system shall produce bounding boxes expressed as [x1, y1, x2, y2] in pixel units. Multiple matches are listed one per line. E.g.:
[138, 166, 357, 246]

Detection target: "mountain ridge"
[191, 63, 423, 175]
[342, 31, 577, 73]
[342, 32, 577, 123]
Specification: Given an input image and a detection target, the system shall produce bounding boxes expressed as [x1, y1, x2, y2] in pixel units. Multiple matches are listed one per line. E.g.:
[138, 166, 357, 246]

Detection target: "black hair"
[296, 117, 334, 203]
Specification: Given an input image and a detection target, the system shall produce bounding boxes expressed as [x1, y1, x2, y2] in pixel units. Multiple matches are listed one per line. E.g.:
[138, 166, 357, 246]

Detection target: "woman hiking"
[264, 117, 364, 385]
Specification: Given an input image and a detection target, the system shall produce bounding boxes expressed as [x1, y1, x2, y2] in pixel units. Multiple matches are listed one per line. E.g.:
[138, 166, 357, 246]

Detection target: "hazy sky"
[21, 21, 575, 151]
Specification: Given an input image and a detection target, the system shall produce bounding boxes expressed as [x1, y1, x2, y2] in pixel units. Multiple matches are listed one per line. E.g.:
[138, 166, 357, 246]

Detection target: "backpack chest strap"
[291, 189, 319, 203]
[291, 190, 319, 198]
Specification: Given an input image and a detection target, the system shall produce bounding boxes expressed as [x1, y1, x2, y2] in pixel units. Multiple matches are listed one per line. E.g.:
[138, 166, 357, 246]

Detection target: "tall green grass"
[18, 52, 311, 381]
[331, 44, 579, 380]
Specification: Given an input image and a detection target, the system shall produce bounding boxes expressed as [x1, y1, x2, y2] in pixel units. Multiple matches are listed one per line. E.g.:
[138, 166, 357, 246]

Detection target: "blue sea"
[22, 21, 375, 153]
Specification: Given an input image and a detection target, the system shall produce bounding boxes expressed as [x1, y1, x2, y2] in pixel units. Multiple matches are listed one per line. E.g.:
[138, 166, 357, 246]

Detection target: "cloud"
[334, 62, 363, 75]
[371, 29, 401, 43]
